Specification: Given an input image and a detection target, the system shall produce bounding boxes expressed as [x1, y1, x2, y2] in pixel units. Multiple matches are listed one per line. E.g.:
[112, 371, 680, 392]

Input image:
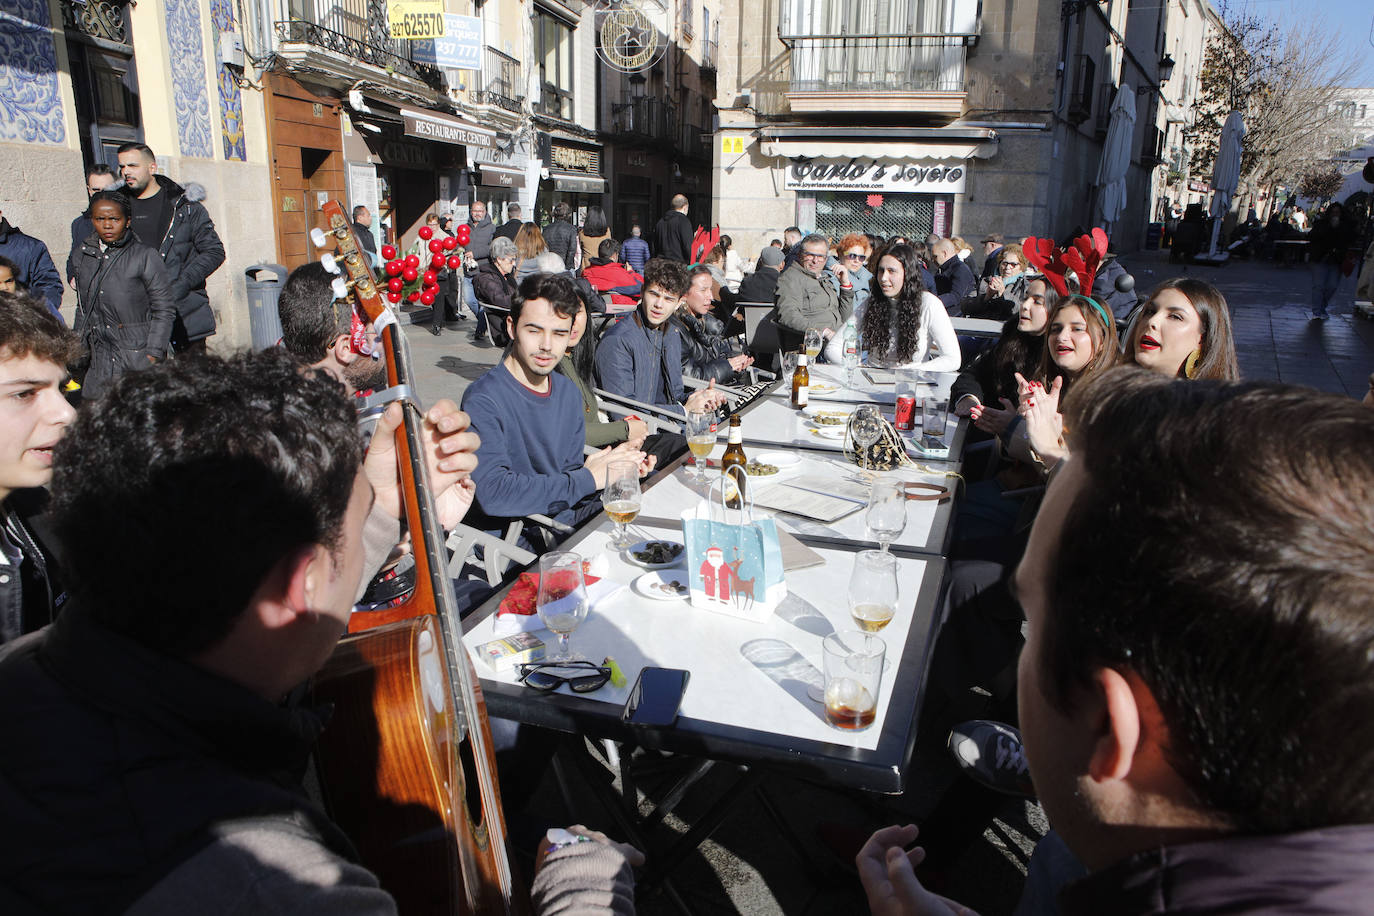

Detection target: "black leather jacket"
[672, 310, 739, 384]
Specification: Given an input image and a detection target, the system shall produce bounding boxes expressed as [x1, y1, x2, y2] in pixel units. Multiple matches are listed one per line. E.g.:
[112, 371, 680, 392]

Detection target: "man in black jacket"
[0, 292, 78, 646]
[116, 142, 226, 353]
[542, 201, 579, 270]
[860, 371, 1374, 915]
[492, 202, 523, 242]
[0, 210, 64, 319]
[931, 236, 975, 313]
[737, 245, 783, 303]
[651, 194, 693, 262]
[350, 205, 378, 266]
[67, 163, 119, 287]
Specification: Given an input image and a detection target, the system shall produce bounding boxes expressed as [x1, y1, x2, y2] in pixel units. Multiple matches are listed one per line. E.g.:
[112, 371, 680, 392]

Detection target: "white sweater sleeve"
[918, 292, 962, 373]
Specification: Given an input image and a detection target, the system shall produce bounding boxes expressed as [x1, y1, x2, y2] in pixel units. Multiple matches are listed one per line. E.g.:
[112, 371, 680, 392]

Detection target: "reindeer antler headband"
[1021, 228, 1113, 327]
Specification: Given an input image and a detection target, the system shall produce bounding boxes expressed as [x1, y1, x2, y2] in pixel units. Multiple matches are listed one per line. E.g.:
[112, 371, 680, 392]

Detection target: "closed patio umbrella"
[1207, 110, 1246, 256]
[1095, 84, 1137, 235]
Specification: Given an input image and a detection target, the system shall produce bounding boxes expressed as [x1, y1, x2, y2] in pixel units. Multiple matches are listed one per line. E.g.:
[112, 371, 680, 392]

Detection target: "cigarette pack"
[477, 632, 546, 671]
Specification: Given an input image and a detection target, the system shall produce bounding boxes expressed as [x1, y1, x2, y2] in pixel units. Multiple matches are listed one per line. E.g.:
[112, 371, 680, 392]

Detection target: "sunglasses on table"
[517, 661, 612, 693]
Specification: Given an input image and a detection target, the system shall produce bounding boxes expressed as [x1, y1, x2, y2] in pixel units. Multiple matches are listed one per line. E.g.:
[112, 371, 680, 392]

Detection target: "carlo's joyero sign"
[388, 0, 445, 40]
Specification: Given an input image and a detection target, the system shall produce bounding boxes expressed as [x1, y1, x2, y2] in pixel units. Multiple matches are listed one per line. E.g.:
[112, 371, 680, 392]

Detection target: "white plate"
[632, 570, 692, 601]
[808, 382, 840, 395]
[755, 450, 801, 468]
[809, 425, 846, 440]
[624, 540, 686, 570]
[802, 404, 850, 420]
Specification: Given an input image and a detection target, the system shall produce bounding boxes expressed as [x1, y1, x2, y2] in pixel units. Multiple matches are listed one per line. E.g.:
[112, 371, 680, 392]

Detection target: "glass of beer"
[804, 327, 823, 361]
[602, 461, 641, 549]
[537, 551, 589, 661]
[685, 410, 715, 481]
[822, 630, 885, 731]
[849, 549, 898, 632]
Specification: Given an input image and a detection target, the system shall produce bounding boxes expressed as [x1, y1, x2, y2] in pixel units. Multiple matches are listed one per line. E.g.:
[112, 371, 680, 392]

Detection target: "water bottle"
[842, 317, 859, 387]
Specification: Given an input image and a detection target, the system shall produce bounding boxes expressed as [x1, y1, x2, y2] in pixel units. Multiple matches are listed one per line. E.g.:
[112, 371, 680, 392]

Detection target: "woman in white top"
[824, 243, 960, 371]
[720, 234, 744, 293]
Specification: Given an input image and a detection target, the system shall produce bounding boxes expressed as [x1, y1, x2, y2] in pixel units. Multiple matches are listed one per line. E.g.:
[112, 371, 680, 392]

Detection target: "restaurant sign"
[783, 157, 967, 194]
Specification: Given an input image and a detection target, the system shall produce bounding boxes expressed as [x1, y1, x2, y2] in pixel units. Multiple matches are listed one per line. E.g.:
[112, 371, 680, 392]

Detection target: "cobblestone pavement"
[395, 246, 1372, 915]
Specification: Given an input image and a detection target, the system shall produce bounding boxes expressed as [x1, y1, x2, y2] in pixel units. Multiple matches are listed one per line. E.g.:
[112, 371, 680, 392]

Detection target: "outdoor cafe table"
[638, 445, 959, 557]
[739, 395, 968, 463]
[764, 363, 958, 406]
[460, 511, 946, 795]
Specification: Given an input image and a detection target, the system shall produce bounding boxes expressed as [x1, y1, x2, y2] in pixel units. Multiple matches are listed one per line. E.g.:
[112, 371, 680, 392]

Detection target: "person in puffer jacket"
[71, 191, 175, 400]
[672, 264, 752, 384]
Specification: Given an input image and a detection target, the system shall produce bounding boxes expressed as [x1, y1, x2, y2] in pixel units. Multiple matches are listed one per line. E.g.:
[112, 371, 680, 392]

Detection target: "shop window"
[805, 192, 947, 243]
[535, 8, 574, 121]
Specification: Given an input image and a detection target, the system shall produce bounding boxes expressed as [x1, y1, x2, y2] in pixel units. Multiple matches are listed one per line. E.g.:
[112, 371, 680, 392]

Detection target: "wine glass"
[780, 350, 798, 379]
[537, 551, 589, 661]
[865, 477, 907, 553]
[685, 410, 715, 481]
[851, 404, 883, 473]
[804, 327, 822, 361]
[849, 549, 899, 631]
[602, 461, 641, 549]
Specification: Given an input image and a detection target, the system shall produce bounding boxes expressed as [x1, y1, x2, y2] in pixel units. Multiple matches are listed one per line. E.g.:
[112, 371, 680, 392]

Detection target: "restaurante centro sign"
[784, 157, 967, 194]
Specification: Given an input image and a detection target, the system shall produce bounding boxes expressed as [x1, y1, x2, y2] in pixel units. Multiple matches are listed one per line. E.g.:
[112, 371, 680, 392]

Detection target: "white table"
[766, 364, 958, 406]
[637, 444, 958, 557]
[736, 396, 967, 464]
[461, 518, 946, 792]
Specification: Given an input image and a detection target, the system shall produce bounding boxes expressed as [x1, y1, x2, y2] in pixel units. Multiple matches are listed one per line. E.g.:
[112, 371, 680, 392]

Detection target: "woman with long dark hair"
[578, 206, 611, 267]
[952, 275, 1055, 436]
[853, 242, 960, 371]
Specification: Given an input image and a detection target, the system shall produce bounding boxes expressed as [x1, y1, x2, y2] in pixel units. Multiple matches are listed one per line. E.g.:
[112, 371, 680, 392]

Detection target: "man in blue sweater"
[463, 273, 651, 532]
[595, 259, 728, 413]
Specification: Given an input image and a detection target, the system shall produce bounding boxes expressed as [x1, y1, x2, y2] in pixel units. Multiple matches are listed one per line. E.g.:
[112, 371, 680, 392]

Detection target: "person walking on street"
[115, 142, 225, 353]
[67, 164, 119, 288]
[71, 191, 175, 399]
[622, 224, 650, 274]
[0, 210, 64, 320]
[542, 202, 579, 271]
[578, 206, 611, 268]
[1308, 201, 1359, 320]
[651, 194, 693, 262]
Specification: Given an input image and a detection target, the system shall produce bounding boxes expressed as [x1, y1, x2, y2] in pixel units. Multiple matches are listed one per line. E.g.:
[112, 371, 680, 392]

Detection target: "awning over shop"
[550, 172, 606, 193]
[399, 107, 496, 149]
[477, 164, 526, 189]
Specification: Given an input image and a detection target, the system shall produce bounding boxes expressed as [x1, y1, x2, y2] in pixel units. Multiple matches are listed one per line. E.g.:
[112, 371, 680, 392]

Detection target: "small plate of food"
[624, 540, 685, 569]
[754, 450, 801, 469]
[632, 571, 691, 601]
[808, 382, 840, 396]
[809, 424, 847, 440]
[803, 405, 850, 424]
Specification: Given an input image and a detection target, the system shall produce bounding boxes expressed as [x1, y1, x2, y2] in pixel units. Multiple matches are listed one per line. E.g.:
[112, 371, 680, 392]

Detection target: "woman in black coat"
[472, 236, 520, 344]
[72, 191, 175, 400]
[673, 265, 753, 384]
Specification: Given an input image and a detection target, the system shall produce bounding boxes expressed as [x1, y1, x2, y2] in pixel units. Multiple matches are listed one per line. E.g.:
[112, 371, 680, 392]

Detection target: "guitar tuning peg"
[331, 277, 349, 300]
[310, 227, 329, 248]
[321, 253, 341, 275]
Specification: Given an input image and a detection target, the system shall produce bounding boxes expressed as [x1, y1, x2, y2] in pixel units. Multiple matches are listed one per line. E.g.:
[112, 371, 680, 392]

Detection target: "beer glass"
[822, 630, 885, 731]
[602, 461, 640, 548]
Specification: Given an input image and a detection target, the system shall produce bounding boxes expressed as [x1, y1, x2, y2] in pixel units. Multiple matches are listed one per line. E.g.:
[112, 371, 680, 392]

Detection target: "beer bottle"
[791, 352, 810, 409]
[720, 413, 748, 509]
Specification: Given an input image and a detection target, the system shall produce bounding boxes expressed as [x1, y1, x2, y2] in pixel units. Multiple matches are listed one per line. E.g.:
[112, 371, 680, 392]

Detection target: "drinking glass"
[865, 478, 907, 553]
[851, 404, 883, 473]
[822, 630, 886, 731]
[537, 552, 589, 662]
[804, 328, 823, 361]
[685, 410, 715, 481]
[780, 350, 799, 378]
[601, 461, 641, 549]
[922, 397, 949, 441]
[849, 549, 898, 632]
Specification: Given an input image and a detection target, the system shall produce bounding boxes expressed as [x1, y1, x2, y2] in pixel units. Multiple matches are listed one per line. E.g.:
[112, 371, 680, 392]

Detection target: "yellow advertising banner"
[388, 0, 445, 39]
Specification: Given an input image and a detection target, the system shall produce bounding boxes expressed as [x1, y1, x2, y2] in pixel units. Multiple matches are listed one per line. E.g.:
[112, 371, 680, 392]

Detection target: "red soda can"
[894, 395, 916, 431]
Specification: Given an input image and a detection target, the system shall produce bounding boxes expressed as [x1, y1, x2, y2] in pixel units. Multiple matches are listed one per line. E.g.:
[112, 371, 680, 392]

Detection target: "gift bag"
[680, 479, 786, 623]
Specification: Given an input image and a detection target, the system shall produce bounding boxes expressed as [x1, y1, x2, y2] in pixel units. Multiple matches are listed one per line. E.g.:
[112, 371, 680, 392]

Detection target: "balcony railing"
[611, 96, 676, 142]
[788, 35, 965, 93]
[1142, 125, 1165, 165]
[473, 46, 522, 113]
[702, 35, 718, 72]
[275, 0, 439, 84]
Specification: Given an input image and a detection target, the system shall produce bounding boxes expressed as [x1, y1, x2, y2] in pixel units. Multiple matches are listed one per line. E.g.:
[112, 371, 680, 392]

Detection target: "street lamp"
[1158, 53, 1177, 86]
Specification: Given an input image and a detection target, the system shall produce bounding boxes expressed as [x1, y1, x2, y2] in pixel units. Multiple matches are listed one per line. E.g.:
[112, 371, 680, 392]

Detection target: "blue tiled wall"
[0, 0, 66, 145]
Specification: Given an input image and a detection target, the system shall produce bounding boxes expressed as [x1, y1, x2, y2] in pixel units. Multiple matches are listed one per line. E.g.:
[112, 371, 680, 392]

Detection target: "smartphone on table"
[621, 667, 690, 726]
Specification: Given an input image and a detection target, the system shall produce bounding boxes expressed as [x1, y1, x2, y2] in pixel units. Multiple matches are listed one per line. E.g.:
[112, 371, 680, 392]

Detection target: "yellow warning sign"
[721, 136, 745, 154]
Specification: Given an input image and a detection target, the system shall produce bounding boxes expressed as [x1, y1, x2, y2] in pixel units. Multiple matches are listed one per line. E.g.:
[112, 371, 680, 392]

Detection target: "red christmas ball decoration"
[422, 270, 438, 285]
[431, 253, 446, 269]
[387, 277, 404, 293]
[428, 239, 443, 254]
[381, 244, 397, 260]
[418, 225, 433, 240]
[385, 261, 403, 277]
[446, 255, 463, 269]
[404, 254, 421, 269]
[402, 266, 419, 282]
[420, 291, 436, 306]
[407, 290, 421, 303]
[455, 225, 472, 245]
[386, 290, 403, 304]
[441, 236, 457, 251]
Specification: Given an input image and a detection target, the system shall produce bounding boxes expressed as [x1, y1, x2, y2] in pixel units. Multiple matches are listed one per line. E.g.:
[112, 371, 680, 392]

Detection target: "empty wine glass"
[804, 328, 823, 361]
[685, 410, 715, 481]
[601, 461, 641, 549]
[781, 350, 799, 378]
[537, 551, 589, 661]
[851, 404, 883, 473]
[849, 549, 899, 631]
[865, 477, 907, 553]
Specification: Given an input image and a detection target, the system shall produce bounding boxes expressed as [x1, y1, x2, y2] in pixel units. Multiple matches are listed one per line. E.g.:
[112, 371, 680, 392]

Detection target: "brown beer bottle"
[720, 414, 747, 509]
[791, 352, 810, 409]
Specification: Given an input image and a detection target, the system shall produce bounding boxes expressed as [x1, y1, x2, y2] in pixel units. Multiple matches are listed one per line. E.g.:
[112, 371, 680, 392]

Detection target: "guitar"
[309, 200, 528, 915]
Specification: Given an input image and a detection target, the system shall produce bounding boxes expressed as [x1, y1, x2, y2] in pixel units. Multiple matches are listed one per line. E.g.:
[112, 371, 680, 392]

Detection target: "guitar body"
[314, 616, 517, 915]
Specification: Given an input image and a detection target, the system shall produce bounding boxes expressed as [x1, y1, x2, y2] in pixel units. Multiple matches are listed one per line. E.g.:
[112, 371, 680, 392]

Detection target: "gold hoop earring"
[1184, 348, 1202, 379]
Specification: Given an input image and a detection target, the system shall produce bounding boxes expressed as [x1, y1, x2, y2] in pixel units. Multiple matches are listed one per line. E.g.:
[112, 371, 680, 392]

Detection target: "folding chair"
[593, 387, 687, 433]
